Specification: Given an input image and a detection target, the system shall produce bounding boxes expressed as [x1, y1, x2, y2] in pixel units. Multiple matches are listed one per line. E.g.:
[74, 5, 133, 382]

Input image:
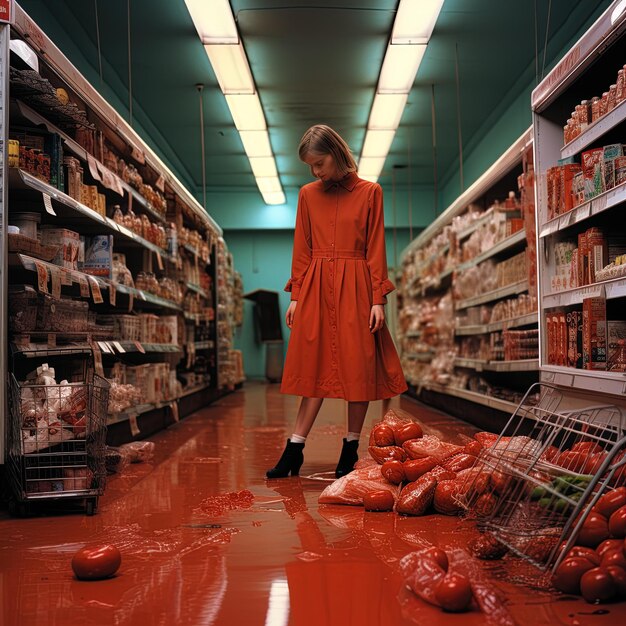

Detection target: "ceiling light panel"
[256, 176, 283, 193]
[368, 93, 408, 130]
[262, 191, 287, 205]
[239, 131, 273, 157]
[357, 157, 386, 179]
[185, 0, 238, 44]
[378, 44, 426, 94]
[392, 0, 446, 44]
[361, 130, 396, 158]
[249, 157, 278, 178]
[225, 94, 267, 131]
[204, 44, 255, 94]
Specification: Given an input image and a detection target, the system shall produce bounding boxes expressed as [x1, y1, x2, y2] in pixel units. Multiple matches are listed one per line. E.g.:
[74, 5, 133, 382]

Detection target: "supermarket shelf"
[194, 340, 215, 350]
[186, 282, 209, 299]
[543, 276, 626, 309]
[180, 382, 212, 398]
[456, 280, 528, 310]
[561, 98, 626, 159]
[457, 229, 526, 271]
[403, 351, 434, 362]
[539, 181, 626, 238]
[419, 381, 519, 414]
[107, 402, 158, 426]
[456, 312, 538, 336]
[485, 359, 539, 372]
[15, 99, 167, 224]
[9, 168, 176, 263]
[404, 330, 422, 338]
[541, 366, 626, 397]
[456, 211, 494, 242]
[12, 254, 182, 312]
[421, 267, 454, 294]
[110, 341, 181, 354]
[454, 357, 489, 370]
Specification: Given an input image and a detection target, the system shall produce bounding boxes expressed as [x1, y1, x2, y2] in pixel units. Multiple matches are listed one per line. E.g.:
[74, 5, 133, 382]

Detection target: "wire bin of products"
[457, 382, 626, 575]
[6, 370, 110, 516]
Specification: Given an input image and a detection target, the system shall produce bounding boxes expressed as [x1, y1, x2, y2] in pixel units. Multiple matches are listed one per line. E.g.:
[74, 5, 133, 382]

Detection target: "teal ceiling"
[17, 0, 613, 200]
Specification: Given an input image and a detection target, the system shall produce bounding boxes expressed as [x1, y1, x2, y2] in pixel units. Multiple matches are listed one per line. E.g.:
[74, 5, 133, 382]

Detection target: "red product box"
[582, 296, 607, 370]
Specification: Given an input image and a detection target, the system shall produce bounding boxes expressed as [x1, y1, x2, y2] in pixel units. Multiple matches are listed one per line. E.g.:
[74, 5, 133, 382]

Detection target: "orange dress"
[281, 172, 408, 401]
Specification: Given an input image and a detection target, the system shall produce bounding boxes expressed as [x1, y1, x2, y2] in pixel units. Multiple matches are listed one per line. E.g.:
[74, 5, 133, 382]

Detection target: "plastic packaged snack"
[119, 441, 155, 463]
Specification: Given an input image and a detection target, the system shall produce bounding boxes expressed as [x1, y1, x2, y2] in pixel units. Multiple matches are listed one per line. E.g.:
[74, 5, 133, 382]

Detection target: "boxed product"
[615, 156, 626, 187]
[607, 320, 626, 349]
[586, 228, 607, 284]
[40, 227, 80, 270]
[8, 285, 38, 333]
[582, 296, 607, 370]
[567, 310, 583, 369]
[581, 148, 605, 200]
[79, 235, 113, 278]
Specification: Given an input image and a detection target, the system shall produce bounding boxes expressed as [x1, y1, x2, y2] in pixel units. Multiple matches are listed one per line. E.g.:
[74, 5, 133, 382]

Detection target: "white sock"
[291, 434, 306, 444]
[346, 432, 360, 442]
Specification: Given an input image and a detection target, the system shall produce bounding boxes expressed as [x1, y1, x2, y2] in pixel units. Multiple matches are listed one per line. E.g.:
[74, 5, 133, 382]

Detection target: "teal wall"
[225, 228, 413, 379]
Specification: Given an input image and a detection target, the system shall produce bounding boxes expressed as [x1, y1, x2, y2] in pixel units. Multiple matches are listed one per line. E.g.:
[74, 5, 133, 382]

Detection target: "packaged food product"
[40, 227, 80, 270]
[8, 285, 38, 332]
[582, 296, 607, 370]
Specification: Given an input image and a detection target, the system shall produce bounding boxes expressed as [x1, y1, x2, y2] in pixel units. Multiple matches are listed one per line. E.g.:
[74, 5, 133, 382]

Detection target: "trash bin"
[243, 290, 284, 383]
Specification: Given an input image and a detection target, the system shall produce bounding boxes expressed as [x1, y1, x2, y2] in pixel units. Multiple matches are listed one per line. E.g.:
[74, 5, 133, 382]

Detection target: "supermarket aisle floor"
[0, 381, 623, 626]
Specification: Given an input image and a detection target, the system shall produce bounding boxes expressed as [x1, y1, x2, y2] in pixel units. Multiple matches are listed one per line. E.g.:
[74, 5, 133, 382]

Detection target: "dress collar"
[322, 171, 359, 192]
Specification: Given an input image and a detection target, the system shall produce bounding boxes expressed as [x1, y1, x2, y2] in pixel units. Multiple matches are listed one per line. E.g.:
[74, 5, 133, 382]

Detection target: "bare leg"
[293, 397, 324, 437]
[347, 401, 369, 434]
[381, 397, 391, 418]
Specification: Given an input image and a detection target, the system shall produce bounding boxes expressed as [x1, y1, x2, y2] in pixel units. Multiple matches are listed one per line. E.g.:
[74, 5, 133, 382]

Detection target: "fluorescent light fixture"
[185, 0, 238, 44]
[368, 93, 408, 130]
[204, 44, 255, 94]
[358, 157, 386, 180]
[612, 0, 626, 24]
[378, 43, 426, 93]
[261, 191, 287, 205]
[249, 157, 278, 178]
[359, 174, 379, 183]
[392, 0, 445, 44]
[225, 94, 267, 130]
[256, 176, 283, 193]
[361, 130, 396, 158]
[239, 130, 273, 157]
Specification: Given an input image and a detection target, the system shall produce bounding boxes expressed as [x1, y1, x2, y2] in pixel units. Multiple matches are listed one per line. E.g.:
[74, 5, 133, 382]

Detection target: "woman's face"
[302, 152, 339, 182]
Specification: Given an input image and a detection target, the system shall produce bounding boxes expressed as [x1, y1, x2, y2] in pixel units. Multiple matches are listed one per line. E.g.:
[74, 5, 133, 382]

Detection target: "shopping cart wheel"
[85, 499, 98, 516]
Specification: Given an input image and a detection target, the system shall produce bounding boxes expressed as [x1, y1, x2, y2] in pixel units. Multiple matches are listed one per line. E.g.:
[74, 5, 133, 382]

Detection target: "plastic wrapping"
[104, 446, 132, 475]
[119, 441, 155, 463]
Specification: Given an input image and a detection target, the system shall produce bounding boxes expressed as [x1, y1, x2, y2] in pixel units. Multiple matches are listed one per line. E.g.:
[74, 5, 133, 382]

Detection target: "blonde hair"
[298, 125, 357, 176]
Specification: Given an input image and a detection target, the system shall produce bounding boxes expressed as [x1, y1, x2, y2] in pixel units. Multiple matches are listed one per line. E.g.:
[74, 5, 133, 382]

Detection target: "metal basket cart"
[6, 370, 110, 516]
[457, 382, 626, 576]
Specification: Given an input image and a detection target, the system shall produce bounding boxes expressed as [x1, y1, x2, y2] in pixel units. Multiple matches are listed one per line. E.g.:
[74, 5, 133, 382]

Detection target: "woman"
[266, 125, 407, 479]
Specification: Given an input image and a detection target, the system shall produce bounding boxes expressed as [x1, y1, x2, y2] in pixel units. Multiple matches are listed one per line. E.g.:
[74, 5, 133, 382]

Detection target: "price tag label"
[129, 415, 140, 437]
[592, 194, 608, 215]
[575, 203, 591, 222]
[87, 154, 102, 181]
[138, 290, 147, 301]
[170, 401, 180, 423]
[133, 341, 146, 354]
[155, 173, 165, 192]
[91, 342, 104, 376]
[34, 260, 49, 293]
[155, 252, 164, 271]
[51, 267, 61, 300]
[113, 341, 125, 353]
[78, 274, 90, 297]
[109, 282, 116, 306]
[98, 341, 111, 354]
[128, 293, 134, 312]
[42, 192, 56, 215]
[88, 276, 104, 303]
[131, 145, 145, 164]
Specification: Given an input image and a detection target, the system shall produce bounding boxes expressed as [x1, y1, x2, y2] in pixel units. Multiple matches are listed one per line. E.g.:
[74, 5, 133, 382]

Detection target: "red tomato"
[552, 557, 596, 594]
[556, 451, 589, 473]
[596, 538, 624, 558]
[577, 512, 609, 548]
[403, 457, 438, 482]
[394, 422, 423, 445]
[433, 480, 463, 515]
[71, 544, 122, 581]
[369, 423, 395, 447]
[363, 490, 395, 512]
[434, 573, 473, 612]
[580, 567, 617, 604]
[463, 440, 483, 456]
[571, 441, 605, 455]
[419, 546, 449, 571]
[601, 549, 626, 570]
[368, 445, 407, 465]
[541, 445, 559, 462]
[566, 546, 600, 565]
[381, 460, 405, 485]
[609, 451, 626, 487]
[609, 506, 626, 539]
[474, 493, 497, 517]
[490, 470, 513, 495]
[605, 565, 626, 597]
[596, 487, 626, 519]
[584, 452, 608, 475]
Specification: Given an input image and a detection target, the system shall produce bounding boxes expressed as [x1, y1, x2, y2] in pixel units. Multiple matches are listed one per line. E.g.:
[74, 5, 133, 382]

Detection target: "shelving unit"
[532, 0, 626, 403]
[0, 6, 244, 466]
[398, 128, 540, 425]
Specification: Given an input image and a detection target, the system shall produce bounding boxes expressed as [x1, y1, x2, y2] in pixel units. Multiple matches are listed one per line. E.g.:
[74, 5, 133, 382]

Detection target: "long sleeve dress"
[280, 171, 408, 401]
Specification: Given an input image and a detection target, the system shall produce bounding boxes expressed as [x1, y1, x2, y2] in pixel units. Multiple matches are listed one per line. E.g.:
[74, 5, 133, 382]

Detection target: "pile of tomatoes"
[553, 487, 626, 603]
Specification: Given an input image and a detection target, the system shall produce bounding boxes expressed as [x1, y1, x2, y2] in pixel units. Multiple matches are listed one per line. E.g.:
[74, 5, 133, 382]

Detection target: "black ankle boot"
[335, 438, 359, 478]
[266, 439, 305, 479]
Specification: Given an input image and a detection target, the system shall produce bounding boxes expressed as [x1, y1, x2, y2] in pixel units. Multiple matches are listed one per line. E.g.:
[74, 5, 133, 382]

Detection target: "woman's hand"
[369, 304, 385, 333]
[286, 301, 298, 329]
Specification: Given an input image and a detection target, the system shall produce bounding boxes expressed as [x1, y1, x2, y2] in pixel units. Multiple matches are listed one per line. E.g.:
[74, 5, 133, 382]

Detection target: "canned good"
[8, 139, 19, 168]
